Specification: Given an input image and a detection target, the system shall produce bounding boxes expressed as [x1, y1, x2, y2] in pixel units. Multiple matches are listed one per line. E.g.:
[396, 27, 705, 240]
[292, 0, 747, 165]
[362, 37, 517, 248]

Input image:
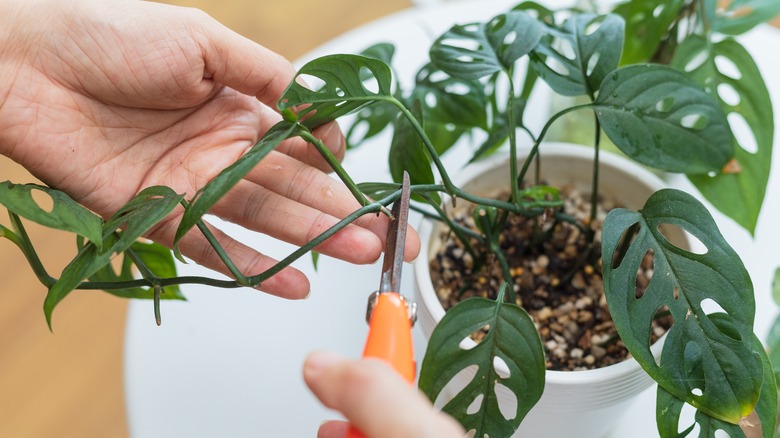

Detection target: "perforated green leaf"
[413, 64, 488, 130]
[277, 54, 394, 129]
[0, 182, 103, 247]
[530, 13, 624, 96]
[418, 285, 545, 437]
[44, 186, 182, 327]
[594, 64, 733, 173]
[655, 317, 776, 437]
[603, 189, 761, 423]
[174, 121, 295, 247]
[430, 11, 543, 80]
[672, 36, 773, 235]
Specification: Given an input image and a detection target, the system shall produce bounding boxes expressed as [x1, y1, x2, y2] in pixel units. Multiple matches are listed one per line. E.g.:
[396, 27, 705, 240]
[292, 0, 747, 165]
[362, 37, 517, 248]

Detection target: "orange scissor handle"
[346, 292, 415, 438]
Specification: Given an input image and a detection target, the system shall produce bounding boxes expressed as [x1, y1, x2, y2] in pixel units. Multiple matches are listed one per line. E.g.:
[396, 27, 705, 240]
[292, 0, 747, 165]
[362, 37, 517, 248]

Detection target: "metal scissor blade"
[379, 171, 411, 293]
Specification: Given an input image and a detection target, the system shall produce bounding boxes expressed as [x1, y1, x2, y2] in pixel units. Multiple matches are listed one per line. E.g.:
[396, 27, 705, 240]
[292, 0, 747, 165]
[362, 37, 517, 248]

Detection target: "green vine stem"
[6, 212, 56, 287]
[506, 71, 521, 206]
[588, 111, 602, 243]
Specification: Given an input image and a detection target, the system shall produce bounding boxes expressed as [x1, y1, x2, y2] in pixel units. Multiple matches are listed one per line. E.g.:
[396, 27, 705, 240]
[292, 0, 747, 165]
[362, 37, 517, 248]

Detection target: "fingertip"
[404, 225, 421, 262]
[317, 420, 349, 438]
[254, 267, 311, 300]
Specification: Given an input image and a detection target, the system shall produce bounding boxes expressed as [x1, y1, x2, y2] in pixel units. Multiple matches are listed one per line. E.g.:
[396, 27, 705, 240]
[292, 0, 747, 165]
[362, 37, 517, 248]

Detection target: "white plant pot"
[413, 142, 686, 438]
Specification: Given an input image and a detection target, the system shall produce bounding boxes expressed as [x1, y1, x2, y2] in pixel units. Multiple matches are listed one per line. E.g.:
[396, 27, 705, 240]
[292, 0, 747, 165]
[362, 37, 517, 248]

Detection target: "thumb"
[303, 351, 464, 438]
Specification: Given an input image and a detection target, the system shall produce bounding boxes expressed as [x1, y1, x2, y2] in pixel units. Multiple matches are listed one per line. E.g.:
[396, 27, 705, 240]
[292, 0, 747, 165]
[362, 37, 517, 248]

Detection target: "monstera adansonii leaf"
[603, 188, 763, 424]
[418, 284, 545, 437]
[594, 64, 733, 174]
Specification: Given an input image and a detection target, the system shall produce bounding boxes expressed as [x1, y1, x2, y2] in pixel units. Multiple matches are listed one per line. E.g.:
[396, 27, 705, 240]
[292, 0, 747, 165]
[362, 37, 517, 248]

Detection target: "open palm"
[0, 0, 418, 298]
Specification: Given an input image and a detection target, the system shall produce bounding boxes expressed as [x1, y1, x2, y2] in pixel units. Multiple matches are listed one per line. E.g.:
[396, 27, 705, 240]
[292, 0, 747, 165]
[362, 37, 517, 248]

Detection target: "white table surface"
[124, 1, 780, 436]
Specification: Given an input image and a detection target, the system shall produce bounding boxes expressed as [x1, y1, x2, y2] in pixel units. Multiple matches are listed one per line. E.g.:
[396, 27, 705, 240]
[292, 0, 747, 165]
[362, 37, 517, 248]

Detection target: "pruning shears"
[346, 172, 416, 438]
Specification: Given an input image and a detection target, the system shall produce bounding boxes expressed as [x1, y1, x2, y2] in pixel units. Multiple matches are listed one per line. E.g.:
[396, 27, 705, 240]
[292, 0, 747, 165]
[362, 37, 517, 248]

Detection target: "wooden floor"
[0, 1, 409, 437]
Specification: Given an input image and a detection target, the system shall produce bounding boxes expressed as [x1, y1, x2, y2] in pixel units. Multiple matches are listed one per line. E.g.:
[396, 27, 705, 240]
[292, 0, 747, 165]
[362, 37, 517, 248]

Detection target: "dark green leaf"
[425, 122, 467, 156]
[613, 0, 685, 65]
[389, 106, 440, 205]
[418, 284, 545, 437]
[511, 1, 555, 26]
[655, 317, 776, 437]
[0, 182, 103, 247]
[594, 64, 733, 173]
[277, 54, 394, 129]
[174, 121, 295, 247]
[603, 188, 761, 423]
[430, 11, 543, 80]
[90, 241, 185, 300]
[530, 13, 625, 96]
[45, 186, 183, 327]
[673, 36, 773, 235]
[708, 0, 780, 35]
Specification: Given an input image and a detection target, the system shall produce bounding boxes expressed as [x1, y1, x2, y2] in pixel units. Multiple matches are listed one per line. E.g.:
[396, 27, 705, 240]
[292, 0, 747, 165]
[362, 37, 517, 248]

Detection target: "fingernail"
[304, 351, 343, 377]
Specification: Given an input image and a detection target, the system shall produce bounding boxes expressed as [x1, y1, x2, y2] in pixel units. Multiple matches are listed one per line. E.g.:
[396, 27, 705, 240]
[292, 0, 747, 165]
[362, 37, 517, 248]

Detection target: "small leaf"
[388, 104, 440, 205]
[594, 64, 733, 173]
[0, 182, 103, 247]
[430, 11, 543, 80]
[530, 13, 625, 96]
[45, 186, 183, 327]
[358, 42, 395, 67]
[613, 0, 686, 65]
[346, 100, 398, 149]
[708, 0, 780, 35]
[418, 284, 545, 437]
[277, 54, 394, 130]
[603, 188, 761, 423]
[90, 241, 185, 300]
[311, 251, 320, 272]
[673, 36, 773, 235]
[174, 121, 296, 247]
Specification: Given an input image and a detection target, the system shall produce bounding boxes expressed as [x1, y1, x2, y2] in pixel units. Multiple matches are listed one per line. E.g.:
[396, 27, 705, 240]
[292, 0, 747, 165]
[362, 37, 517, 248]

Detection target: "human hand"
[303, 351, 465, 438]
[0, 0, 419, 298]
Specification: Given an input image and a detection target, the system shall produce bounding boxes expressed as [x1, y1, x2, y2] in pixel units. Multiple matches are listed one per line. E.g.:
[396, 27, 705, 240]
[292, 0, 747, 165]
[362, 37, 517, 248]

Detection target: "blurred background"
[0, 0, 409, 436]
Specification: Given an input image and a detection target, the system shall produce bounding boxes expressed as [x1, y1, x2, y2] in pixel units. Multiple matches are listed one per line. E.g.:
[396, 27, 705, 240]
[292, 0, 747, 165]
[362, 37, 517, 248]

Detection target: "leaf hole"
[488, 15, 506, 31]
[432, 364, 479, 409]
[298, 73, 325, 92]
[714, 55, 742, 80]
[635, 248, 654, 299]
[691, 387, 703, 397]
[429, 70, 449, 83]
[31, 189, 54, 213]
[716, 83, 740, 107]
[554, 38, 576, 61]
[444, 82, 471, 96]
[503, 30, 518, 47]
[334, 87, 345, 98]
[683, 49, 708, 73]
[584, 16, 606, 36]
[655, 96, 675, 113]
[359, 67, 380, 94]
[656, 223, 707, 255]
[494, 382, 518, 421]
[465, 430, 477, 438]
[652, 306, 673, 363]
[680, 113, 709, 131]
[610, 223, 641, 270]
[493, 356, 510, 379]
[679, 403, 698, 434]
[652, 4, 666, 18]
[466, 394, 484, 415]
[728, 112, 758, 154]
[586, 52, 600, 77]
[441, 37, 481, 52]
[457, 55, 477, 64]
[544, 56, 570, 77]
[424, 92, 438, 108]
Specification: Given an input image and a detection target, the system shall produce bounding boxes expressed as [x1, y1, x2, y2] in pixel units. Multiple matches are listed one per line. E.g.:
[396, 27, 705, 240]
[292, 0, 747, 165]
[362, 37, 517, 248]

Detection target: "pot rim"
[413, 142, 671, 384]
